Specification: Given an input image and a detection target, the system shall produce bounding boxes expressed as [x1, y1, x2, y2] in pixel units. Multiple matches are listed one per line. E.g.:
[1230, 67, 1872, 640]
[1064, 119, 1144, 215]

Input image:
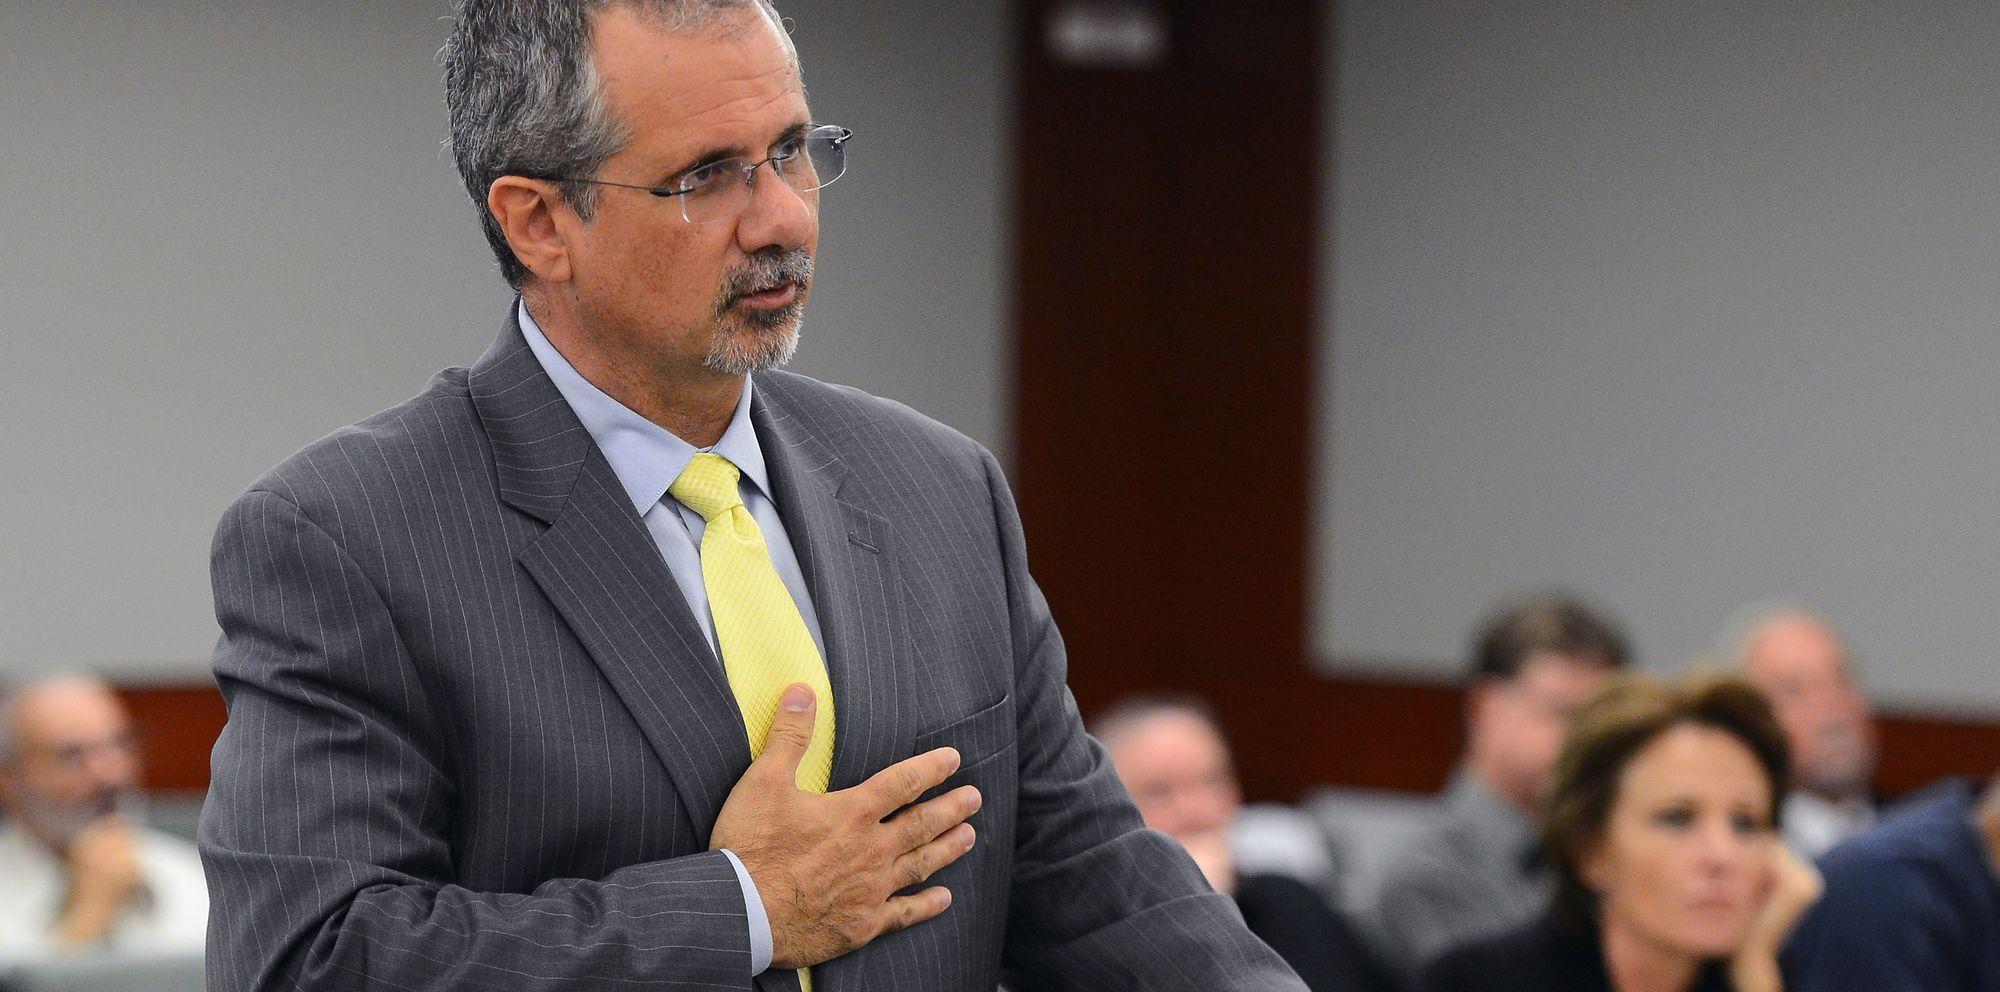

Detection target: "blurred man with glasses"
[1719, 602, 1881, 859]
[0, 674, 207, 962]
[201, 2, 1305, 991]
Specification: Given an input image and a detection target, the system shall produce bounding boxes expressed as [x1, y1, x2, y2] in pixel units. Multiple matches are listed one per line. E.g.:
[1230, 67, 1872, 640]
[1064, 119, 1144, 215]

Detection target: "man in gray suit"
[1364, 596, 1627, 985]
[199, 2, 1306, 991]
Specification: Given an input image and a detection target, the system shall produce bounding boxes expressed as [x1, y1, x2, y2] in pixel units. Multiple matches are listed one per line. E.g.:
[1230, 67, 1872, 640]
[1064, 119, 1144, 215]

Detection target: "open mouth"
[734, 281, 798, 309]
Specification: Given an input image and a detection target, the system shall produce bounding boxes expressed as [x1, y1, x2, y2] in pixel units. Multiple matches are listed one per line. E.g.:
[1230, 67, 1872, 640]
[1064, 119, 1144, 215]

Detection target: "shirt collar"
[516, 299, 773, 515]
[1784, 789, 1873, 823]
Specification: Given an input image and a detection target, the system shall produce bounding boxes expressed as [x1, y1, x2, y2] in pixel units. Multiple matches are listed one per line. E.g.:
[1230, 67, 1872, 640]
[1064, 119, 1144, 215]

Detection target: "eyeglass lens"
[678, 125, 848, 224]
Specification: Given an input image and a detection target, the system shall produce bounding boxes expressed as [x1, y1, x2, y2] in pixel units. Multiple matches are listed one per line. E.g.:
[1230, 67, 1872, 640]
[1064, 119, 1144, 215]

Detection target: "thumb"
[756, 683, 817, 777]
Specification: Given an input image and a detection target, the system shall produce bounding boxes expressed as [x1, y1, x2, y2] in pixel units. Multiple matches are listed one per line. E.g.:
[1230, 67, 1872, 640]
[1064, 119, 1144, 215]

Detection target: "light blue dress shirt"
[519, 300, 823, 977]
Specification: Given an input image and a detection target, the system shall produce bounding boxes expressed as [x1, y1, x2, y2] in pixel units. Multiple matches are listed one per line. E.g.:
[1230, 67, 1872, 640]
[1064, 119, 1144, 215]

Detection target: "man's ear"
[1465, 678, 1503, 728]
[1578, 836, 1611, 892]
[487, 176, 574, 284]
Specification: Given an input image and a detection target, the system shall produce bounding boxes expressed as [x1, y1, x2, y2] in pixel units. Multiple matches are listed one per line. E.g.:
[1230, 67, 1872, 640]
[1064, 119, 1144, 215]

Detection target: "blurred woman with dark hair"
[1422, 674, 1821, 992]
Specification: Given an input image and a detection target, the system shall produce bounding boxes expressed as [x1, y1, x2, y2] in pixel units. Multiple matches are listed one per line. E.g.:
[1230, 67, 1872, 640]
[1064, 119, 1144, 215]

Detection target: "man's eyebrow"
[663, 145, 740, 181]
[657, 122, 816, 183]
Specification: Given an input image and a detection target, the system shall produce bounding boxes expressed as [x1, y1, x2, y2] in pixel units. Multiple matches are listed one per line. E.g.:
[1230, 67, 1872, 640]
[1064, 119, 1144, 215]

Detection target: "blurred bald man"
[0, 675, 207, 962]
[1095, 695, 1392, 992]
[1723, 603, 1881, 858]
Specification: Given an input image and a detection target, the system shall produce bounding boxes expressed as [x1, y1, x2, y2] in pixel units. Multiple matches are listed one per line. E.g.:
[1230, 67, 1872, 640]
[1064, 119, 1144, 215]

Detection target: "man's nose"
[735, 160, 816, 252]
[1174, 785, 1231, 832]
[85, 740, 139, 789]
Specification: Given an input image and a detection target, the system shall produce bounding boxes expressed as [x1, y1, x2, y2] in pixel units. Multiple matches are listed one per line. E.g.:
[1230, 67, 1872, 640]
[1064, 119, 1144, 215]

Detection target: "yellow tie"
[671, 453, 834, 991]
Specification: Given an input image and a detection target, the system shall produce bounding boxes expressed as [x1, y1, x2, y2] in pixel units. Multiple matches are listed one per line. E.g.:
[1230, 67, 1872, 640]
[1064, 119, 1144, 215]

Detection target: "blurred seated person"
[1233, 801, 1342, 899]
[1367, 595, 1629, 983]
[0, 674, 207, 962]
[1719, 603, 1880, 858]
[1780, 772, 2000, 990]
[1094, 694, 1392, 992]
[1423, 675, 1820, 992]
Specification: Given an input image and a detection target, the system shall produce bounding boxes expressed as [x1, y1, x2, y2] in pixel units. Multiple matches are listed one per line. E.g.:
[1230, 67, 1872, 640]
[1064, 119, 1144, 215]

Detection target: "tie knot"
[670, 452, 744, 522]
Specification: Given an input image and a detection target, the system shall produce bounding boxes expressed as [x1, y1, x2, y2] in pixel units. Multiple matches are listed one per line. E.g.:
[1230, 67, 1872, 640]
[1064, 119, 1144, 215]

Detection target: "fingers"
[1741, 842, 1825, 957]
[888, 822, 976, 891]
[854, 746, 962, 818]
[886, 785, 982, 853]
[753, 684, 817, 779]
[1767, 844, 1824, 917]
[875, 886, 953, 937]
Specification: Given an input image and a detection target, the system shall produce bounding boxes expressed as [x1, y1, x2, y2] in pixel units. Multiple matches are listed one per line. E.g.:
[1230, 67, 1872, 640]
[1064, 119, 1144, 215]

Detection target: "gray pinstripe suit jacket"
[200, 310, 1308, 992]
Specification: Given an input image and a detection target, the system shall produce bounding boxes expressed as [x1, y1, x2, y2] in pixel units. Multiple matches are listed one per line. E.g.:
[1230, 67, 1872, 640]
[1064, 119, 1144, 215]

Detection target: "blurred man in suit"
[1721, 602, 1880, 858]
[1366, 596, 1628, 986]
[0, 675, 206, 962]
[1782, 773, 2000, 990]
[199, 2, 1306, 991]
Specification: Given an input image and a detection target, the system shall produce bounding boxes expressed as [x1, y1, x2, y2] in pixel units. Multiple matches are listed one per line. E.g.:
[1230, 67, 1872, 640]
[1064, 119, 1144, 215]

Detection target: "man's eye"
[675, 161, 735, 193]
[770, 136, 806, 161]
[1653, 808, 1695, 829]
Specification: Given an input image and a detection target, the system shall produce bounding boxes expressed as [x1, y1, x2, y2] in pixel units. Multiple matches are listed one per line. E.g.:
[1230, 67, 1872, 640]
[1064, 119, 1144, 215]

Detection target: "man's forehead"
[13, 680, 130, 739]
[1114, 711, 1229, 762]
[589, 5, 805, 142]
[1746, 617, 1847, 671]
[1517, 650, 1611, 683]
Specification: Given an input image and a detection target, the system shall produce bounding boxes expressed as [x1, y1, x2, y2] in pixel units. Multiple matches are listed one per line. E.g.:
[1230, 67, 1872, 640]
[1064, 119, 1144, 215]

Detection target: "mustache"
[721, 248, 814, 302]
[19, 787, 141, 847]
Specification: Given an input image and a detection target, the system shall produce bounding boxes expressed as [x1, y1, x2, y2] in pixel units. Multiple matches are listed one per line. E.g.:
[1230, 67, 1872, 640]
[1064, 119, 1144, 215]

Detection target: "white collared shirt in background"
[0, 820, 208, 965]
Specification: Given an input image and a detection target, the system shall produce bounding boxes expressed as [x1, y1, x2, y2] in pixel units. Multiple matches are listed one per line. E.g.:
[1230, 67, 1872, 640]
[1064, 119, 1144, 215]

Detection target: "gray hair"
[442, 0, 795, 287]
[1714, 599, 1840, 668]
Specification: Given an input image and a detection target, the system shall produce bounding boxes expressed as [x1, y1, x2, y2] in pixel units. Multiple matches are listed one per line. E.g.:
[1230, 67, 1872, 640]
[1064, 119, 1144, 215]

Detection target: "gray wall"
[0, 1, 1010, 682]
[1315, 2, 2000, 715]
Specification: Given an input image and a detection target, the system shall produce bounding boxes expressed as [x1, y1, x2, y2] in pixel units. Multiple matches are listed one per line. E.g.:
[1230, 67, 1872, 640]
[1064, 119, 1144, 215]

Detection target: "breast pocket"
[914, 692, 1013, 767]
[910, 692, 1015, 805]
[898, 692, 1018, 912]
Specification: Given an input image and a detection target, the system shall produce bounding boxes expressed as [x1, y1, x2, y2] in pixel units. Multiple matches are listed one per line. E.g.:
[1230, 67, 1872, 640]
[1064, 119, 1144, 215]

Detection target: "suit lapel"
[753, 373, 912, 795]
[471, 309, 750, 842]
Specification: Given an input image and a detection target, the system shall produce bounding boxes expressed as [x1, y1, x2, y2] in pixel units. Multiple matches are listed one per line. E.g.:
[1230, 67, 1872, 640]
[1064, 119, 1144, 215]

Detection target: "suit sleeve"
[1367, 851, 1486, 985]
[1780, 854, 1960, 992]
[201, 488, 754, 992]
[974, 452, 1309, 992]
